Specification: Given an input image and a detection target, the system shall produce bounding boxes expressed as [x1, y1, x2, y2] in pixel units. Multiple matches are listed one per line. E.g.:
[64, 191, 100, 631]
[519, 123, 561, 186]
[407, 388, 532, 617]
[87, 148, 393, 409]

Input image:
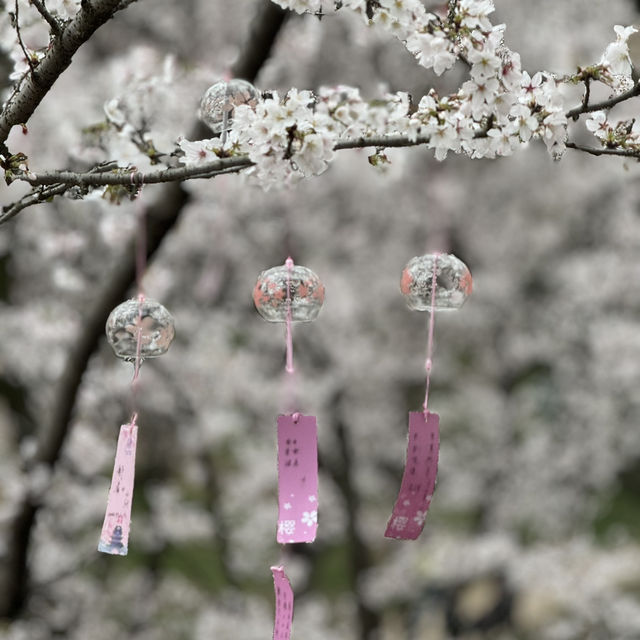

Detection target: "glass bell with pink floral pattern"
[253, 262, 324, 323]
[400, 253, 472, 311]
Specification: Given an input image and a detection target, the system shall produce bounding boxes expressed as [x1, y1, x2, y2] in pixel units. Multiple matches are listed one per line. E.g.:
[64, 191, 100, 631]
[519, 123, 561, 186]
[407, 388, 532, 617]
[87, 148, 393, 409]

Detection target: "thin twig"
[583, 78, 592, 107]
[30, 0, 62, 35]
[565, 80, 640, 119]
[0, 184, 70, 223]
[565, 140, 640, 158]
[0, 0, 136, 152]
[13, 0, 37, 77]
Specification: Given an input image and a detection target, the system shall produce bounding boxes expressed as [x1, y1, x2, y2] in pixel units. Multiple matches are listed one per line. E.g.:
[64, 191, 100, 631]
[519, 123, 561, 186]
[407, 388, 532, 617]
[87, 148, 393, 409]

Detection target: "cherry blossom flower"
[468, 48, 502, 82]
[406, 32, 456, 75]
[600, 25, 638, 76]
[585, 111, 610, 140]
[509, 104, 538, 142]
[177, 138, 220, 166]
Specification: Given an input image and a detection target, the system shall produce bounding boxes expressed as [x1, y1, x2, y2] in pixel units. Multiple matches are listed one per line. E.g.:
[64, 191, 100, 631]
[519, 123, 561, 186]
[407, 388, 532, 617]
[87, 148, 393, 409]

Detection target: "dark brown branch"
[0, 0, 135, 156]
[566, 140, 640, 158]
[8, 134, 435, 194]
[565, 80, 640, 120]
[14, 156, 254, 187]
[328, 391, 380, 640]
[7, 125, 640, 215]
[30, 0, 62, 35]
[0, 183, 70, 224]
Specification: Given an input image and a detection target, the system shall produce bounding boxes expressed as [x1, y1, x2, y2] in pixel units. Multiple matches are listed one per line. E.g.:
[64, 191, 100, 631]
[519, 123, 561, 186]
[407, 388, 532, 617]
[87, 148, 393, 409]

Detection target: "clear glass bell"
[253, 263, 324, 322]
[199, 79, 259, 133]
[400, 253, 472, 311]
[106, 297, 175, 360]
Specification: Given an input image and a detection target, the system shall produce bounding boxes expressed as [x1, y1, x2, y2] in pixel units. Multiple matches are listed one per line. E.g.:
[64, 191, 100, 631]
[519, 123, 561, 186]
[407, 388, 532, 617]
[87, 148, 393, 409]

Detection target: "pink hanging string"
[423, 252, 439, 417]
[131, 173, 146, 406]
[284, 256, 295, 375]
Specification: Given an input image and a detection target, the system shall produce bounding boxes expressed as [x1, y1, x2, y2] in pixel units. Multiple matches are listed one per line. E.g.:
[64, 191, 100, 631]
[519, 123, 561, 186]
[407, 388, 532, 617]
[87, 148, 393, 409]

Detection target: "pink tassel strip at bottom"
[385, 411, 439, 540]
[98, 423, 138, 555]
[271, 565, 294, 640]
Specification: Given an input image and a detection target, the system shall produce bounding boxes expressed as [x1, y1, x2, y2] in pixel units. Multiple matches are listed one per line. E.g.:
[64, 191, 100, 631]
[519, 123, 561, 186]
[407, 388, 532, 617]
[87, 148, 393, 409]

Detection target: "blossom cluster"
[180, 65, 568, 187]
[180, 86, 413, 186]
[220, 0, 636, 175]
[176, 0, 576, 185]
[1, 0, 637, 193]
[586, 110, 640, 153]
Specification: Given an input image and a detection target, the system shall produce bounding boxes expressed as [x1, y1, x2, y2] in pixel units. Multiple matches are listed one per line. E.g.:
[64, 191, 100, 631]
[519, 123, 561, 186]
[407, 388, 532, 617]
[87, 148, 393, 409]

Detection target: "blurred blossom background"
[2, 1, 640, 638]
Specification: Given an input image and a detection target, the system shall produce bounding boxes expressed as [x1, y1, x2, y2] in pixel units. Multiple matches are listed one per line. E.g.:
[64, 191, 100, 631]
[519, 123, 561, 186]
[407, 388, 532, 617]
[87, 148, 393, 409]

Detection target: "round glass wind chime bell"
[199, 78, 260, 136]
[385, 252, 472, 540]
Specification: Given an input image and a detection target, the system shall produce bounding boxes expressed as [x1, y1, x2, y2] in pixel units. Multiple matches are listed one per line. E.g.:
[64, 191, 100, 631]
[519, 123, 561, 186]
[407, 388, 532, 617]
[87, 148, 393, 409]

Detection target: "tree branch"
[5, 134, 434, 195]
[6, 122, 640, 220]
[327, 391, 380, 640]
[565, 80, 640, 120]
[15, 156, 254, 187]
[0, 184, 70, 224]
[30, 0, 62, 35]
[0, 0, 135, 156]
[565, 140, 640, 158]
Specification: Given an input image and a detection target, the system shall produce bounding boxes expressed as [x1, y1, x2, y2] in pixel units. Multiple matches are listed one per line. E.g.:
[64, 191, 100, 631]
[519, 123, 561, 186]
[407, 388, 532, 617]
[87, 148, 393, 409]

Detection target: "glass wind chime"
[200, 77, 325, 638]
[98, 193, 176, 556]
[253, 257, 325, 640]
[385, 252, 472, 540]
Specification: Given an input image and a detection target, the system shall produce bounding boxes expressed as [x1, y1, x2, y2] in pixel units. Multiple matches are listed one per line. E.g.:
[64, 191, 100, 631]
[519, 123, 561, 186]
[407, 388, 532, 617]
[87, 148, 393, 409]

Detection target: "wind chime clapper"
[385, 253, 472, 541]
[98, 296, 175, 556]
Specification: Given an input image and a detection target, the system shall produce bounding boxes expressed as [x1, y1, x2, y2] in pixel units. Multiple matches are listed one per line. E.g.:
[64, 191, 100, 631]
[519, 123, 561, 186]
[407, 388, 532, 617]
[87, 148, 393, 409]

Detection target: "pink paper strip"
[98, 423, 138, 555]
[385, 411, 439, 540]
[271, 565, 294, 640]
[277, 414, 318, 544]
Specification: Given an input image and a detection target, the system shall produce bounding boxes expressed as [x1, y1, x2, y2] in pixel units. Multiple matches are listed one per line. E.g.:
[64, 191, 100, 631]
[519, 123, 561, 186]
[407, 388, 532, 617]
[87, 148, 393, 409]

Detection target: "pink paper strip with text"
[277, 414, 318, 544]
[98, 423, 138, 555]
[385, 411, 439, 540]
